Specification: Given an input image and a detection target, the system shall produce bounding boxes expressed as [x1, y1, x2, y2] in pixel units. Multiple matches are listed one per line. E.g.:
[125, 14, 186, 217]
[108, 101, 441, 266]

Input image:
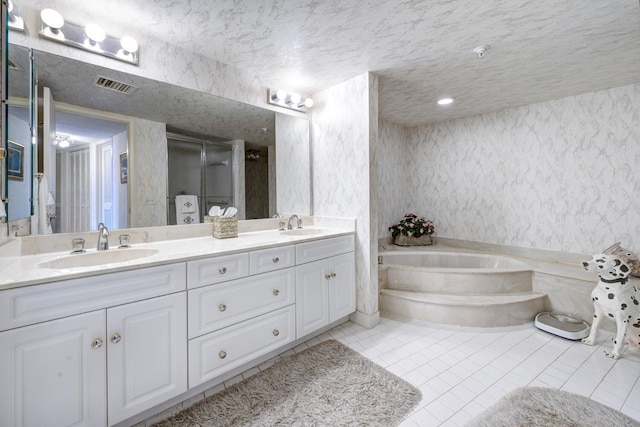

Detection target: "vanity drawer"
[187, 252, 249, 289]
[0, 263, 186, 331]
[249, 245, 295, 275]
[188, 305, 295, 388]
[188, 267, 295, 338]
[296, 235, 355, 265]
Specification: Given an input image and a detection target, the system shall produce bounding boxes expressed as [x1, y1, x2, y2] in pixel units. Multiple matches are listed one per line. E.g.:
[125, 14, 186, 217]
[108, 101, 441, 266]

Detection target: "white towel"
[175, 195, 200, 224]
[37, 175, 53, 234]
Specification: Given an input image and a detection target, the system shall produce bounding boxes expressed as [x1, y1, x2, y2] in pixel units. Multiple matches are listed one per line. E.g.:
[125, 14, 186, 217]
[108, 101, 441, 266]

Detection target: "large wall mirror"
[4, 44, 311, 234]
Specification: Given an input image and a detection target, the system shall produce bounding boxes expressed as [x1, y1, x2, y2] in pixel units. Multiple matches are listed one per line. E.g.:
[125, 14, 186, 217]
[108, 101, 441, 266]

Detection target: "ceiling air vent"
[93, 75, 138, 95]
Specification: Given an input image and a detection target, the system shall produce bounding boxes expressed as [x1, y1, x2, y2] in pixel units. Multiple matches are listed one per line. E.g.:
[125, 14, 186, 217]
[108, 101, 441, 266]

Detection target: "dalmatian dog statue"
[582, 253, 637, 358]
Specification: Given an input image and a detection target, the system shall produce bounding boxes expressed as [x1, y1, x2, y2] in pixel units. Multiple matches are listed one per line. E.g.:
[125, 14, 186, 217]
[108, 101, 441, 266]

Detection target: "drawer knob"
[111, 333, 122, 344]
[219, 350, 227, 359]
[219, 303, 227, 312]
[273, 329, 280, 336]
[219, 266, 227, 274]
[91, 338, 104, 349]
[272, 257, 280, 263]
[273, 289, 280, 296]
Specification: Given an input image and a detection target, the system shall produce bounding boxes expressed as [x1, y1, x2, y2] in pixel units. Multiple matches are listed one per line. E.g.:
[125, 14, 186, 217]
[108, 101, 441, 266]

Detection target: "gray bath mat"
[466, 386, 640, 426]
[153, 339, 421, 426]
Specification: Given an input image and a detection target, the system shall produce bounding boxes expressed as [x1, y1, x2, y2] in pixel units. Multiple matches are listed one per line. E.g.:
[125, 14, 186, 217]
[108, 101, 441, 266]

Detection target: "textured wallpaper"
[312, 72, 379, 318]
[387, 83, 640, 255]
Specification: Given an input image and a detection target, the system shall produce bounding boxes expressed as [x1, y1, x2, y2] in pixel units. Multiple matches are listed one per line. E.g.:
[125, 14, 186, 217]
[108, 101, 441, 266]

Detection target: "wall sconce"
[267, 88, 313, 112]
[7, 1, 25, 32]
[39, 8, 139, 65]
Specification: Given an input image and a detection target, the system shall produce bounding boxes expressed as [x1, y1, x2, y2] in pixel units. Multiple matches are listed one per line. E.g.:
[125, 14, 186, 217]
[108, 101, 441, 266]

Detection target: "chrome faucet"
[287, 214, 302, 230]
[97, 223, 109, 251]
[378, 243, 387, 250]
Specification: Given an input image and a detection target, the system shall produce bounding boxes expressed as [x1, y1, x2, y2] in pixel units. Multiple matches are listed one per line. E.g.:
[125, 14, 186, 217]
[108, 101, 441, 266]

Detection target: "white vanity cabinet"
[0, 311, 107, 427]
[295, 236, 356, 339]
[0, 264, 187, 427]
[107, 292, 187, 425]
[187, 245, 297, 388]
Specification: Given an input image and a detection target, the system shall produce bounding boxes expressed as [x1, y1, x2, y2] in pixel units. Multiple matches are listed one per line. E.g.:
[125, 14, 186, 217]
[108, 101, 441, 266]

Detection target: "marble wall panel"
[276, 113, 310, 215]
[378, 120, 412, 241]
[130, 118, 167, 228]
[311, 72, 378, 321]
[402, 83, 640, 255]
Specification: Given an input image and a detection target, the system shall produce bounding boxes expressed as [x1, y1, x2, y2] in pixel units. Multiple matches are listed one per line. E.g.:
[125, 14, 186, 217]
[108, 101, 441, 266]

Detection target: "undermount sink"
[280, 228, 326, 236]
[38, 248, 159, 269]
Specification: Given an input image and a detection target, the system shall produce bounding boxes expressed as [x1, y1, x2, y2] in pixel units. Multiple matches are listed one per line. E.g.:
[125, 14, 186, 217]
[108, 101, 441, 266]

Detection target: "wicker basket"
[213, 217, 238, 239]
[394, 234, 432, 246]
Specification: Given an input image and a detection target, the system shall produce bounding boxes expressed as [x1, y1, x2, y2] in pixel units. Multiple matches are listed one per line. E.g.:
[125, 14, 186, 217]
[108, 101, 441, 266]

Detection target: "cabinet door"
[329, 252, 356, 322]
[295, 259, 330, 338]
[0, 311, 106, 427]
[107, 293, 187, 425]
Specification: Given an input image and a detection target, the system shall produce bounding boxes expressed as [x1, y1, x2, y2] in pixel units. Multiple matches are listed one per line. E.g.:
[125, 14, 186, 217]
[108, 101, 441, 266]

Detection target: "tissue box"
[204, 215, 215, 223]
[213, 217, 238, 239]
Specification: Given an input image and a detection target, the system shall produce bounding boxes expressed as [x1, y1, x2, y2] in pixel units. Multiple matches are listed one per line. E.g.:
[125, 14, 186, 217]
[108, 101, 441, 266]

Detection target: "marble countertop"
[0, 226, 354, 291]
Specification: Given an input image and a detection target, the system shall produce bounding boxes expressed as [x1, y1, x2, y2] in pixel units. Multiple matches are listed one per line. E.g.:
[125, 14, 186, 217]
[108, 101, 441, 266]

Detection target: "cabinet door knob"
[325, 274, 331, 280]
[218, 266, 227, 274]
[273, 289, 280, 296]
[111, 333, 122, 344]
[91, 338, 104, 349]
[219, 350, 227, 359]
[273, 329, 280, 336]
[272, 257, 280, 263]
[331, 272, 337, 278]
[219, 303, 227, 312]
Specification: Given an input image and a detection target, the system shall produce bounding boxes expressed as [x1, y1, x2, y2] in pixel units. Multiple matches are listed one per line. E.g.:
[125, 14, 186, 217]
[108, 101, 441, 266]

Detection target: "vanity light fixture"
[267, 88, 313, 113]
[437, 97, 454, 106]
[7, 1, 25, 32]
[39, 9, 140, 65]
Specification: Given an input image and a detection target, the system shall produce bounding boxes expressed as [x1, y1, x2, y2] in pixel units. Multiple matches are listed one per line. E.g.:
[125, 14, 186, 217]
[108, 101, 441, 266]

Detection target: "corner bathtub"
[378, 251, 543, 326]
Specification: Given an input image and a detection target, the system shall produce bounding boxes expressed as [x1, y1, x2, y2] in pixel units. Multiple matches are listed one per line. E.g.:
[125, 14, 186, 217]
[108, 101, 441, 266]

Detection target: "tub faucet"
[97, 223, 109, 251]
[378, 243, 387, 250]
[287, 214, 302, 230]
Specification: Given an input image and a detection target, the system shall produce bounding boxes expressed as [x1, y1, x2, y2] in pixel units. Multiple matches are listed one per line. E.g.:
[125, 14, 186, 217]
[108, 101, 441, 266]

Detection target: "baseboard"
[349, 310, 380, 329]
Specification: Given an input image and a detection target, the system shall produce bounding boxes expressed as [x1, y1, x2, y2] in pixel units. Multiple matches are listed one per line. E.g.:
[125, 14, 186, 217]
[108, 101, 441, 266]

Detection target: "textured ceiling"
[14, 0, 640, 127]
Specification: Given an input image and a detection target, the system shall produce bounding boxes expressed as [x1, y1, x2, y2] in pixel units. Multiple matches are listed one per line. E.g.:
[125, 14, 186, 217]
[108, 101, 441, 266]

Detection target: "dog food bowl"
[534, 312, 590, 340]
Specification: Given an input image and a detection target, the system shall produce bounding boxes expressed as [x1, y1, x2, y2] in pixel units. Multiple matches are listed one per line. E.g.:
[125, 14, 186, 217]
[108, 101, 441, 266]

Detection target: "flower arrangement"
[389, 213, 436, 238]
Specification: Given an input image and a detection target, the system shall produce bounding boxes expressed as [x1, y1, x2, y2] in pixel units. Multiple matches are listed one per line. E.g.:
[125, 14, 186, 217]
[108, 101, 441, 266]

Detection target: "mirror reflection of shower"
[167, 133, 234, 225]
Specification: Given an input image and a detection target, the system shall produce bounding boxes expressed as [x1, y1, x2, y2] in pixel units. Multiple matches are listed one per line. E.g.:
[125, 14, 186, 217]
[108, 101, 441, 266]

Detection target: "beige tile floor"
[144, 316, 640, 426]
[326, 316, 640, 426]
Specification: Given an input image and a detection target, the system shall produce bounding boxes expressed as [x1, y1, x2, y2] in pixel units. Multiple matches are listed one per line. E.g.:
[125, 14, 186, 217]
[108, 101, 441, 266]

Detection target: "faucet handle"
[71, 238, 86, 254]
[278, 221, 286, 231]
[296, 218, 303, 229]
[118, 234, 131, 248]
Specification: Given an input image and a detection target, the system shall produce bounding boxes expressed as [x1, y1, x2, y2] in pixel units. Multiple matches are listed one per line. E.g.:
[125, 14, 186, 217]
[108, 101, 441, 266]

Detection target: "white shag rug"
[466, 386, 640, 427]
[153, 339, 422, 426]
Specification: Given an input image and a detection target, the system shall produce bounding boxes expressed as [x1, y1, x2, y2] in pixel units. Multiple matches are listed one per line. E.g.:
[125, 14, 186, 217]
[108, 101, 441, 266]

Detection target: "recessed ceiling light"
[437, 97, 454, 106]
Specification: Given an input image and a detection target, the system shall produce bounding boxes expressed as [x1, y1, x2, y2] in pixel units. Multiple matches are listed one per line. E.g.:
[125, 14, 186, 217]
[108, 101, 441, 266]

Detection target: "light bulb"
[58, 139, 70, 148]
[437, 97, 454, 105]
[41, 8, 64, 30]
[303, 98, 314, 108]
[276, 89, 287, 101]
[120, 36, 139, 54]
[290, 93, 301, 104]
[85, 23, 106, 43]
